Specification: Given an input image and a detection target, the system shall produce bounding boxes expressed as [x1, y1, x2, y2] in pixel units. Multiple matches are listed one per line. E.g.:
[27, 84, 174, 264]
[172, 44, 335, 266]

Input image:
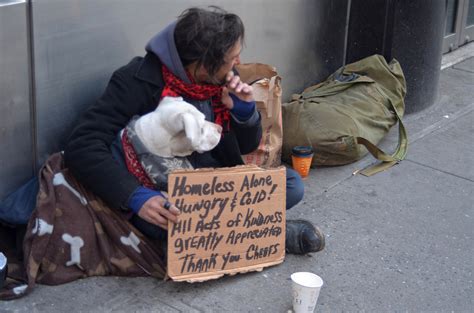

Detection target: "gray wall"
[0, 0, 348, 198]
[0, 1, 33, 196]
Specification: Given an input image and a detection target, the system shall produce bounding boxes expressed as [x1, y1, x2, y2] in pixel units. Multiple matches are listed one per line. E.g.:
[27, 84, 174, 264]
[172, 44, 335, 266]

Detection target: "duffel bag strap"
[356, 96, 408, 176]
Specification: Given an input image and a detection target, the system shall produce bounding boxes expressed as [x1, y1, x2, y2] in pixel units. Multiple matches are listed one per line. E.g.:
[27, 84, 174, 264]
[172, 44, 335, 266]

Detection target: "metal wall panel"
[0, 1, 33, 198]
[32, 0, 348, 165]
[238, 0, 348, 95]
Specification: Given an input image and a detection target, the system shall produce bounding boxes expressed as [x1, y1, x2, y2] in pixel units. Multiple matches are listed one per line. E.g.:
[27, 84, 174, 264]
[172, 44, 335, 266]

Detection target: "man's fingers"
[225, 72, 254, 102]
[156, 215, 168, 230]
[168, 204, 181, 216]
[138, 195, 181, 229]
[226, 71, 234, 83]
[235, 81, 242, 93]
[229, 75, 240, 89]
[157, 197, 180, 218]
[221, 86, 230, 97]
[220, 87, 234, 109]
[156, 220, 168, 230]
[160, 205, 179, 223]
[236, 82, 251, 93]
[142, 209, 168, 229]
[152, 212, 169, 229]
[242, 85, 252, 94]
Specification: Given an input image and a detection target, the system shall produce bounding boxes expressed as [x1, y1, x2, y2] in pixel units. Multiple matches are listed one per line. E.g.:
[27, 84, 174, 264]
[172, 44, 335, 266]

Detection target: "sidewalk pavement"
[1, 56, 473, 313]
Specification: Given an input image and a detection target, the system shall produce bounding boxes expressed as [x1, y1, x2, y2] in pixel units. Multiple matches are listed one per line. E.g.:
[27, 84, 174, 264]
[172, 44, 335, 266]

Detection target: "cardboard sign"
[167, 165, 286, 282]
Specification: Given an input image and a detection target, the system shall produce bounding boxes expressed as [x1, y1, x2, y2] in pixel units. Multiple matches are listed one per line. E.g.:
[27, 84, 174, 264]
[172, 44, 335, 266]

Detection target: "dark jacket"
[64, 53, 262, 210]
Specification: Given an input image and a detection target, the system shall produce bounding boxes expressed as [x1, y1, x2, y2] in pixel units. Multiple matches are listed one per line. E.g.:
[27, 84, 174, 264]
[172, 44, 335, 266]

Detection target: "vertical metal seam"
[342, 0, 352, 65]
[458, 0, 470, 45]
[382, 1, 390, 57]
[26, 0, 38, 173]
[453, 0, 466, 49]
[382, 0, 396, 61]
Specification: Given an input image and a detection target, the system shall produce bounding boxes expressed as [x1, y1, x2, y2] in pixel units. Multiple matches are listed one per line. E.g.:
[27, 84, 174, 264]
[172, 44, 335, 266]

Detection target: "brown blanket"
[0, 153, 166, 300]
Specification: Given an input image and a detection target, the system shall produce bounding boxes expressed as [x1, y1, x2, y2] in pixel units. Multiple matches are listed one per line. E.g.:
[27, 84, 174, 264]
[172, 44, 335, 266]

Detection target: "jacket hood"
[145, 21, 191, 83]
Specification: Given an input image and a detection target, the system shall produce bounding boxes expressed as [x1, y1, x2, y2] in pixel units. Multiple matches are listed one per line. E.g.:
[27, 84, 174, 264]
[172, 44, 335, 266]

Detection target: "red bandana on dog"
[122, 128, 155, 189]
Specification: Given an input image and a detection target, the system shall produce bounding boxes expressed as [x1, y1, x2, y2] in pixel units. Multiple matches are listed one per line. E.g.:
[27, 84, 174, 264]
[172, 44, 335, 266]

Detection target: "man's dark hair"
[174, 6, 244, 78]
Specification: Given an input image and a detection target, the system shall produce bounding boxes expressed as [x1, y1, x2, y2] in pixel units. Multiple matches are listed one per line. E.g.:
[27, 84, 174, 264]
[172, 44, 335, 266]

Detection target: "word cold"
[240, 190, 267, 206]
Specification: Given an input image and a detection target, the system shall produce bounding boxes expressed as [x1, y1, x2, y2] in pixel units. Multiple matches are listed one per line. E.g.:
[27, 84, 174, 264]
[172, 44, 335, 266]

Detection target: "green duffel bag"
[282, 54, 408, 176]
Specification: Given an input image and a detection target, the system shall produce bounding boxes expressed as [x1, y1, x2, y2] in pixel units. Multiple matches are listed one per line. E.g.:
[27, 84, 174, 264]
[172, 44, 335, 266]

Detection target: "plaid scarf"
[122, 64, 230, 191]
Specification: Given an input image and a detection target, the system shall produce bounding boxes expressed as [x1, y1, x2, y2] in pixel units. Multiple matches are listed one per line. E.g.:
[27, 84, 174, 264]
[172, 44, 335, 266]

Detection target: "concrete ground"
[1, 55, 473, 312]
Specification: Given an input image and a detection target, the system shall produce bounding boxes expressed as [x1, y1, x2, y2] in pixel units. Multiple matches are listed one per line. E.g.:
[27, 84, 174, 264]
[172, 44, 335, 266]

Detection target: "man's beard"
[204, 75, 226, 86]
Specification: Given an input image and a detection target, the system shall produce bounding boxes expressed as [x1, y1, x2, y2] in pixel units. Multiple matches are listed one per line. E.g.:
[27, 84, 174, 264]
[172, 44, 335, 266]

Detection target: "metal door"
[444, 0, 474, 53]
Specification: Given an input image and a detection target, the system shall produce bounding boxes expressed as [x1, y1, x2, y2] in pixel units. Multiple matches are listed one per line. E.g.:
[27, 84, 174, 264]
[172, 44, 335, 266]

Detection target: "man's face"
[197, 39, 242, 86]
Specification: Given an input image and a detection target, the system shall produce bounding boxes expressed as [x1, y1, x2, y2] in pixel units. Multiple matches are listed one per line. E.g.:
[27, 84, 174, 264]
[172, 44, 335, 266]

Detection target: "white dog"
[133, 96, 222, 157]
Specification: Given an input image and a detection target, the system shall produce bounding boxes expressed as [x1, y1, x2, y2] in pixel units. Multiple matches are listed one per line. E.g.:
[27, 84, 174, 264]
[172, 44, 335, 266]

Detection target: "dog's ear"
[181, 112, 202, 147]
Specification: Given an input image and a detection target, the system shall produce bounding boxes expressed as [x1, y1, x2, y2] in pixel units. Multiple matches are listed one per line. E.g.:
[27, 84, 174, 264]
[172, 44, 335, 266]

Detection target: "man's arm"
[64, 65, 154, 210]
[222, 72, 262, 155]
[230, 98, 262, 155]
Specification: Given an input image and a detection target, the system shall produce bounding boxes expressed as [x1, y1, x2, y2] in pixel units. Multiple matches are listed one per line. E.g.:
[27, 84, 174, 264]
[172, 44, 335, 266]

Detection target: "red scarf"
[161, 65, 230, 131]
[122, 64, 230, 190]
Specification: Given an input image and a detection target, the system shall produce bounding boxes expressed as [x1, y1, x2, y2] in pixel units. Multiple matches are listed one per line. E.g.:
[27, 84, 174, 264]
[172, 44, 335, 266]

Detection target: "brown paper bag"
[237, 63, 283, 168]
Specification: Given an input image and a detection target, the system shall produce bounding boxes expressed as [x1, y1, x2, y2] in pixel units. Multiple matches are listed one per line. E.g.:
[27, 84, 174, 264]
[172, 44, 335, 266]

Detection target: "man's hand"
[221, 71, 254, 109]
[137, 195, 180, 230]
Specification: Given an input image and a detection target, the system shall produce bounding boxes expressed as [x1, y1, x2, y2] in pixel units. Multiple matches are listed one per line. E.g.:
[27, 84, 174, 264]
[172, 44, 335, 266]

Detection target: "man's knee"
[286, 168, 304, 210]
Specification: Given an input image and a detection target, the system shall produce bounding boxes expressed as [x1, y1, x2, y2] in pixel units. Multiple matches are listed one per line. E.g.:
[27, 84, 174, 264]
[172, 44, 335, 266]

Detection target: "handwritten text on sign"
[167, 166, 286, 281]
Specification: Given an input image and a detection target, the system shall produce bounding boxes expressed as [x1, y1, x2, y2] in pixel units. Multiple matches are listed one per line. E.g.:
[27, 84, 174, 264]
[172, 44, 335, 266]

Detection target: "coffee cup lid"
[292, 146, 314, 156]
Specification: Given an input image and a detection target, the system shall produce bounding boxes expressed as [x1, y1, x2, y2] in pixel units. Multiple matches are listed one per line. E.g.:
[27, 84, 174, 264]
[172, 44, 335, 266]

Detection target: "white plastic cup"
[291, 272, 324, 313]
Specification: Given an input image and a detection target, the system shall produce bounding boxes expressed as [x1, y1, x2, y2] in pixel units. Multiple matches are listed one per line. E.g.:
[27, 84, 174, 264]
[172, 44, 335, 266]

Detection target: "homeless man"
[64, 6, 325, 256]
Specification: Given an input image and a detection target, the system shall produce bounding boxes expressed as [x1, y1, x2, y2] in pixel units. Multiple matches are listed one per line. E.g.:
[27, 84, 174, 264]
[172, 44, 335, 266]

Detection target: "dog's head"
[157, 97, 222, 156]
[180, 110, 222, 154]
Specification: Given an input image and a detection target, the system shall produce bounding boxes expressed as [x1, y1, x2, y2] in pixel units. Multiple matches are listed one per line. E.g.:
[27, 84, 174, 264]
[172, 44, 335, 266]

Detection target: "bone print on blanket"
[0, 153, 166, 300]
